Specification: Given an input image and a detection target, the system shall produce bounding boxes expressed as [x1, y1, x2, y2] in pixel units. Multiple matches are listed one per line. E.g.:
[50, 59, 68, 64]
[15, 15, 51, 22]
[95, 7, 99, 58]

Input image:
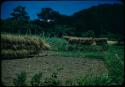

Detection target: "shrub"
[13, 72, 27, 86]
[43, 72, 60, 86]
[30, 72, 43, 86]
[43, 37, 67, 51]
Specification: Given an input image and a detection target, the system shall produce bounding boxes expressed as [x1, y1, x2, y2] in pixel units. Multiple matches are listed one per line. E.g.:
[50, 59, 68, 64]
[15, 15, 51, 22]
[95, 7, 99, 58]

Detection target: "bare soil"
[2, 51, 107, 86]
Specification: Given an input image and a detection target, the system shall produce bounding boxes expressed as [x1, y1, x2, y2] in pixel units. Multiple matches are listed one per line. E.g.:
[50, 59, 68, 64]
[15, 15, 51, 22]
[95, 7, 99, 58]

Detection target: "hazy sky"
[1, 1, 123, 20]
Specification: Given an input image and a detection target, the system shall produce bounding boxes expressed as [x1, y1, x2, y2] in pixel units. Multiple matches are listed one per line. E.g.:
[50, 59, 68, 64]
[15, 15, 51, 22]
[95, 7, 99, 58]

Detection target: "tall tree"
[10, 5, 30, 34]
[11, 5, 30, 21]
[37, 8, 60, 35]
[37, 8, 60, 21]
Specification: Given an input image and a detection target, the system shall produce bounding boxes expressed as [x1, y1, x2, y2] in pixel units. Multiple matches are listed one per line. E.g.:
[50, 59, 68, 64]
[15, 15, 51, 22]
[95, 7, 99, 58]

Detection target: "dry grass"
[107, 41, 118, 45]
[1, 49, 30, 58]
[63, 36, 108, 45]
[94, 38, 108, 45]
[1, 33, 50, 58]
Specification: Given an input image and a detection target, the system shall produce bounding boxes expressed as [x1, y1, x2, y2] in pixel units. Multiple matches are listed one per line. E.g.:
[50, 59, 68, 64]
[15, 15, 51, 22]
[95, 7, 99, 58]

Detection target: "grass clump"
[42, 37, 68, 51]
[13, 72, 27, 86]
[30, 72, 43, 86]
[103, 46, 124, 85]
[43, 72, 60, 86]
[13, 71, 60, 86]
[76, 73, 111, 86]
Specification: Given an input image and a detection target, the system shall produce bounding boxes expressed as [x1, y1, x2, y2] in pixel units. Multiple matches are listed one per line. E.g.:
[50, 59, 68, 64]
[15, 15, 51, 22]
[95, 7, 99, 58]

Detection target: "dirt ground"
[2, 51, 107, 86]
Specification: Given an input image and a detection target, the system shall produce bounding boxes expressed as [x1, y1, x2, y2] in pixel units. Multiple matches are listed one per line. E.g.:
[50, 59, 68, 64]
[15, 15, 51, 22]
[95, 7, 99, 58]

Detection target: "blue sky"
[1, 1, 123, 20]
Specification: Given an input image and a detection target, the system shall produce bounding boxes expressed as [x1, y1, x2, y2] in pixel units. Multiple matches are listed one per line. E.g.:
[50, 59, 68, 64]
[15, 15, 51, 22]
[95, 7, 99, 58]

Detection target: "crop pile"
[1, 34, 50, 58]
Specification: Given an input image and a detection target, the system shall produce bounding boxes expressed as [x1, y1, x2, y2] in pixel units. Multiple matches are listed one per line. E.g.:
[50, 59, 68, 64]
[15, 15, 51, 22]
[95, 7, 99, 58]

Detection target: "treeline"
[1, 3, 124, 41]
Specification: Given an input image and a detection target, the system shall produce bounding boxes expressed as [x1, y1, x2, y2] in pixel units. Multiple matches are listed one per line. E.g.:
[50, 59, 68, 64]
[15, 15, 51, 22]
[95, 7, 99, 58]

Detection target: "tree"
[10, 5, 30, 34]
[37, 8, 59, 35]
[37, 8, 60, 21]
[11, 5, 30, 21]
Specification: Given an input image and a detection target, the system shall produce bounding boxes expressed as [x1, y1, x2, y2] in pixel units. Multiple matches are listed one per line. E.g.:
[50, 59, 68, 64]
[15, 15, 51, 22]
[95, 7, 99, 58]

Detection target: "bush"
[13, 72, 27, 86]
[43, 72, 60, 86]
[43, 37, 68, 51]
[30, 72, 43, 86]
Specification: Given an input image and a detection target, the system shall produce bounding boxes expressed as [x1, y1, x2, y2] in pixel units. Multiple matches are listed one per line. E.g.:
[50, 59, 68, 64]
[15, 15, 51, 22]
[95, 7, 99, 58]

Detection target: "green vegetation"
[65, 79, 76, 86]
[12, 71, 112, 86]
[43, 72, 60, 86]
[30, 72, 43, 86]
[13, 72, 27, 86]
[13, 70, 61, 86]
[1, 2, 124, 86]
[43, 37, 124, 85]
[103, 46, 124, 85]
[14, 72, 111, 86]
[42, 37, 67, 51]
[76, 73, 111, 86]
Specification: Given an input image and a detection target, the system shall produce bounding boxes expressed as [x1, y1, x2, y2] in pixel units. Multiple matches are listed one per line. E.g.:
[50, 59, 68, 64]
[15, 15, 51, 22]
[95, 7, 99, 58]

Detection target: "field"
[1, 34, 124, 86]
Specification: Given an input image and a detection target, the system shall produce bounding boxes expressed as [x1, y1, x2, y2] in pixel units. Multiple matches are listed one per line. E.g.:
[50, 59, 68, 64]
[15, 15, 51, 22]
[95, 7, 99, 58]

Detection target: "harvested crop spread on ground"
[1, 34, 50, 58]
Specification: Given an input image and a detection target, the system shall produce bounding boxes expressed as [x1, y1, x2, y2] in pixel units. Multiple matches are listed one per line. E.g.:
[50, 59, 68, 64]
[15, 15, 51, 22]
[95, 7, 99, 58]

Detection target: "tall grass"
[13, 72, 27, 86]
[42, 37, 68, 51]
[76, 73, 111, 86]
[30, 72, 43, 86]
[103, 45, 124, 85]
